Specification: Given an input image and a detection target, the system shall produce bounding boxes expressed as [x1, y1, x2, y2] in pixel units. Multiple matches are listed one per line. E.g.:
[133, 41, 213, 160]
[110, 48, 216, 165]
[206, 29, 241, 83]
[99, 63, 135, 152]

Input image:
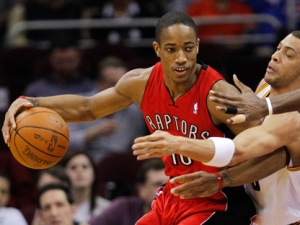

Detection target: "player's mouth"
[174, 67, 188, 76]
[266, 64, 276, 73]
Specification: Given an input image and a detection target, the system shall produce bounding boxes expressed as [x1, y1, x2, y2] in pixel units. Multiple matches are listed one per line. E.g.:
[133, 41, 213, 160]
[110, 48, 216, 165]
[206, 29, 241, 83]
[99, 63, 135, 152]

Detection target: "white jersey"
[245, 82, 300, 225]
[245, 161, 300, 225]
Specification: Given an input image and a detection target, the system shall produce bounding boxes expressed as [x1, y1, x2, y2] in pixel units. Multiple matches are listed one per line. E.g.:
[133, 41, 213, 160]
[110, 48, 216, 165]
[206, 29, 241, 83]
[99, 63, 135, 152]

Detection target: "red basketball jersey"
[141, 62, 225, 178]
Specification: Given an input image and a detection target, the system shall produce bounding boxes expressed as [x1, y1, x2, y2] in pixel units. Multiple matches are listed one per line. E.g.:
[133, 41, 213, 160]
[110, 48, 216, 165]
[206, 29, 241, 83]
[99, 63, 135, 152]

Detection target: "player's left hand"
[170, 171, 220, 199]
[132, 130, 177, 160]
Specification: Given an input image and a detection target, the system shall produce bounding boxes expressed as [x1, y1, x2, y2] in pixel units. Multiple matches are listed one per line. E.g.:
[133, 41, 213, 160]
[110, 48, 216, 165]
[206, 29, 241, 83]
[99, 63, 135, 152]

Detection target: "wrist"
[265, 97, 273, 115]
[19, 95, 28, 100]
[214, 172, 223, 191]
[219, 169, 230, 188]
[203, 137, 235, 167]
[18, 96, 39, 107]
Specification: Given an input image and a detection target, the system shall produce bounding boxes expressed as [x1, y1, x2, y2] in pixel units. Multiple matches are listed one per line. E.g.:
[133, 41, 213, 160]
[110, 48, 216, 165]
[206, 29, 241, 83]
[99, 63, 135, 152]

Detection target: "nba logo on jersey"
[193, 102, 198, 114]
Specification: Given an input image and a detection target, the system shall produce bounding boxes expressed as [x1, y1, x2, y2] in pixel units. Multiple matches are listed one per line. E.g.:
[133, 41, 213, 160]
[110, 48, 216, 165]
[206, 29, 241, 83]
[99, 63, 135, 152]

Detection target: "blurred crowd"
[0, 0, 300, 225]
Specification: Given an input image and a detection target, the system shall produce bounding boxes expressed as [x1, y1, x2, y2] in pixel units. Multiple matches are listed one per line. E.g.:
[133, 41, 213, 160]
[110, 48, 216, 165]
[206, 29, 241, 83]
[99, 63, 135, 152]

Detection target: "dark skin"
[170, 149, 286, 199]
[210, 74, 300, 124]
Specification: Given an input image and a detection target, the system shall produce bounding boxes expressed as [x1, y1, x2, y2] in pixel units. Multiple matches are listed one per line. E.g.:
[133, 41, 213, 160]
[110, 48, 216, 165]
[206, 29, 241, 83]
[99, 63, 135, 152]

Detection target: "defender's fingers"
[232, 75, 251, 92]
[227, 114, 246, 124]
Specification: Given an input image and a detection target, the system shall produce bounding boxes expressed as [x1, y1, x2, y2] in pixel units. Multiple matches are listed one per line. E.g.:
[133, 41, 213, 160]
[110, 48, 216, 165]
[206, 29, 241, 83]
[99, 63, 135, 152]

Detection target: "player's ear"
[152, 41, 161, 57]
[196, 38, 200, 54]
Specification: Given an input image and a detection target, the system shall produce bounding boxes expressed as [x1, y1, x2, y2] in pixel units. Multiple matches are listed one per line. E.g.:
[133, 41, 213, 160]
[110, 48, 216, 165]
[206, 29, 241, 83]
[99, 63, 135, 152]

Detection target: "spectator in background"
[67, 56, 148, 163]
[37, 183, 89, 225]
[242, 0, 287, 56]
[88, 158, 169, 225]
[21, 165, 72, 225]
[61, 151, 111, 223]
[0, 170, 28, 225]
[5, 0, 82, 48]
[82, 0, 152, 45]
[23, 35, 96, 97]
[36, 165, 71, 189]
[0, 0, 17, 48]
[187, 0, 254, 49]
[164, 0, 193, 13]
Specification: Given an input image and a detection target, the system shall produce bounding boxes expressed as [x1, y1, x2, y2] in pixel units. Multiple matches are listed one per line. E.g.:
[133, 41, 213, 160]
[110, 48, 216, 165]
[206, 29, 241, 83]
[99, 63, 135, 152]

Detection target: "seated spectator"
[0, 170, 28, 225]
[82, 0, 153, 45]
[21, 165, 72, 225]
[5, 0, 82, 48]
[242, 0, 287, 56]
[187, 0, 254, 43]
[0, 0, 17, 49]
[61, 151, 111, 223]
[36, 183, 88, 225]
[164, 0, 193, 13]
[0, 151, 36, 212]
[88, 158, 169, 225]
[67, 56, 148, 163]
[23, 35, 96, 97]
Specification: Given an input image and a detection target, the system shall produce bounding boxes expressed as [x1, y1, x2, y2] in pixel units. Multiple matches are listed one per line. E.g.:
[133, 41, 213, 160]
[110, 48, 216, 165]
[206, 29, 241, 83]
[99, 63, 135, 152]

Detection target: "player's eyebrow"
[163, 41, 195, 47]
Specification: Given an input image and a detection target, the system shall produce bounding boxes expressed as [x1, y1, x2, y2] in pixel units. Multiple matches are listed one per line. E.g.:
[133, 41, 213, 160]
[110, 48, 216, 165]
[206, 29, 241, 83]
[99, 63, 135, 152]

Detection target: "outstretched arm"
[210, 75, 300, 123]
[170, 148, 287, 199]
[132, 111, 300, 167]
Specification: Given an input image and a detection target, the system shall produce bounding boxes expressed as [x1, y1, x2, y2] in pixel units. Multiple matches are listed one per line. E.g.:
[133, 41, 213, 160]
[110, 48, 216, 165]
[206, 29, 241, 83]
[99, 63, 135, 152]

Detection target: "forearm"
[176, 137, 215, 163]
[26, 95, 94, 122]
[271, 90, 300, 114]
[221, 148, 287, 187]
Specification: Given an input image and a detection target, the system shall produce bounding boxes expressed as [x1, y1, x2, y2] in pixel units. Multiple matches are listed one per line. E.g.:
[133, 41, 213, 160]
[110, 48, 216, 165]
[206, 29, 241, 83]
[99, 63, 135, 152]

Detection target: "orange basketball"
[9, 107, 69, 169]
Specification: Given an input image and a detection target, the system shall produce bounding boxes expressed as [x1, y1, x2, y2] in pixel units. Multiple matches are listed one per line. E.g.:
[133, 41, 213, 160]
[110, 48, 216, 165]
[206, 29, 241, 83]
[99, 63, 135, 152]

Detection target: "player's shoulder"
[115, 66, 154, 104]
[119, 66, 154, 85]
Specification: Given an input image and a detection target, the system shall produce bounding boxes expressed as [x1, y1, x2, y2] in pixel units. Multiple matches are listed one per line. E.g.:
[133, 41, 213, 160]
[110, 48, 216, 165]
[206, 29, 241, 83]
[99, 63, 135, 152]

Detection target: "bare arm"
[132, 111, 300, 166]
[170, 148, 287, 199]
[2, 68, 150, 144]
[210, 75, 300, 123]
[231, 111, 300, 165]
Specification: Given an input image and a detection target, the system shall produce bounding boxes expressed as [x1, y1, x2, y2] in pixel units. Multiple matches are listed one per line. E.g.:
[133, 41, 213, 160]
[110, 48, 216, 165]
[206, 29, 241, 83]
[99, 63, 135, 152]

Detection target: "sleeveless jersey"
[246, 82, 300, 225]
[137, 62, 256, 225]
[141, 62, 225, 178]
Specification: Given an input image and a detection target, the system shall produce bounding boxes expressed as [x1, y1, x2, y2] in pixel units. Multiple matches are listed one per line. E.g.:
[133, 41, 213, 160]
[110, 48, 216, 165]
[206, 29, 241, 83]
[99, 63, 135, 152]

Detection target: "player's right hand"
[2, 98, 33, 145]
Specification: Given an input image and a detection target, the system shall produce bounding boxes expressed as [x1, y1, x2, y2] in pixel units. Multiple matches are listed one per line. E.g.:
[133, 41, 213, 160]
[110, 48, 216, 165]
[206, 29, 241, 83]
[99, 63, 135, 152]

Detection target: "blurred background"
[0, 0, 299, 224]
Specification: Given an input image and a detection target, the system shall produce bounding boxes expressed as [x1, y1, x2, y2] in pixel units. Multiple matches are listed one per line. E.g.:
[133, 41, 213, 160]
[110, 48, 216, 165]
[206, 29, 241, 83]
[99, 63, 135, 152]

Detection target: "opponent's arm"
[210, 75, 300, 123]
[170, 148, 287, 199]
[133, 111, 300, 167]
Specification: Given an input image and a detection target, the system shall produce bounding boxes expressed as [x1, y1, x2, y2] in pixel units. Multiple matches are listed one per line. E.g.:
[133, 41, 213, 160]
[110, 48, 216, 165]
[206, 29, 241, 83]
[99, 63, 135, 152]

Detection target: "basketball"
[9, 107, 69, 169]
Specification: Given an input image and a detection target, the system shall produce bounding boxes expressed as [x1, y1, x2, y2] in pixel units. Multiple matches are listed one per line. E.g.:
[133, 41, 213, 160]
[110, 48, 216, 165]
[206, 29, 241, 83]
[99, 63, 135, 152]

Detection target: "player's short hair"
[37, 183, 74, 209]
[292, 30, 300, 39]
[155, 11, 198, 44]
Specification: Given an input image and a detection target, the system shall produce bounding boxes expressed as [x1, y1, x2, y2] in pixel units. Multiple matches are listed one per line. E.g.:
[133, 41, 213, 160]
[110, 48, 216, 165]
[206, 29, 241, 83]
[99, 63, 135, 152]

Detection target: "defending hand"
[170, 171, 221, 199]
[210, 75, 267, 124]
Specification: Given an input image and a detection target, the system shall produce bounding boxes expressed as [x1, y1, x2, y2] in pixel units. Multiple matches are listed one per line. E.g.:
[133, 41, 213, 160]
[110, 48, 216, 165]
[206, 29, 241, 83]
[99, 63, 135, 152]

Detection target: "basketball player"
[131, 31, 300, 167]
[135, 31, 300, 225]
[2, 12, 281, 224]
